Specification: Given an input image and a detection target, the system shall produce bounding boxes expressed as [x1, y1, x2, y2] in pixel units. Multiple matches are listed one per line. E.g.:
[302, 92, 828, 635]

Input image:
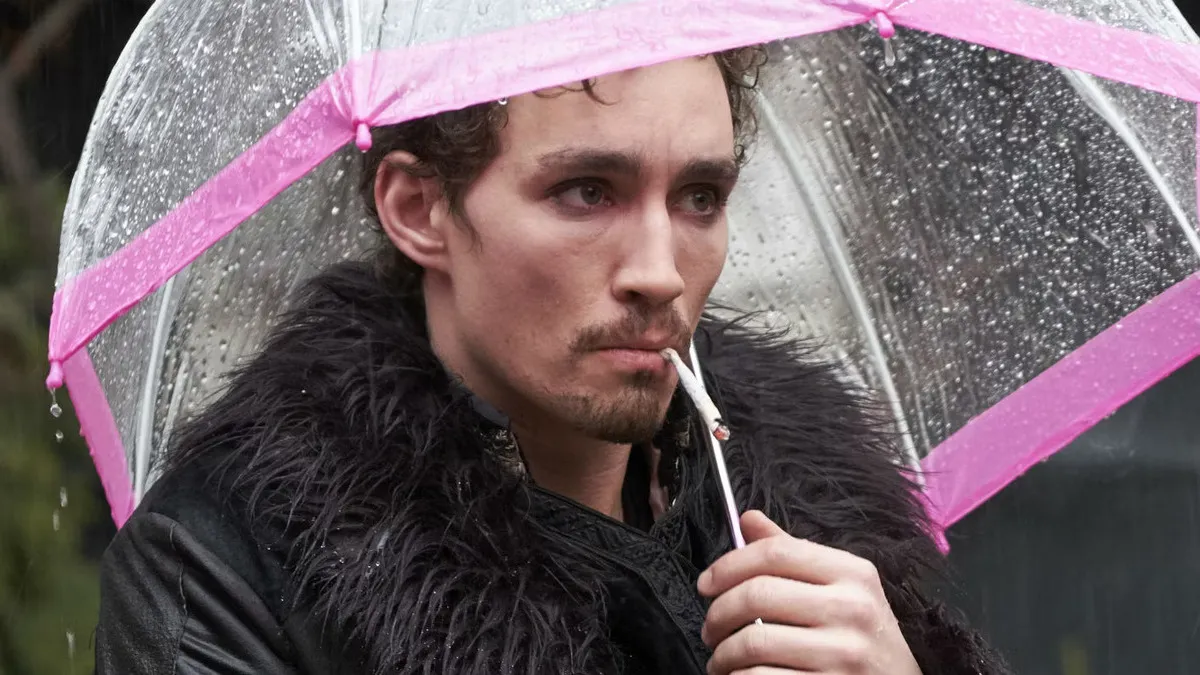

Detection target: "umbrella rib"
[302, 0, 338, 62]
[755, 93, 924, 484]
[1061, 68, 1200, 261]
[344, 0, 364, 58]
[133, 275, 178, 502]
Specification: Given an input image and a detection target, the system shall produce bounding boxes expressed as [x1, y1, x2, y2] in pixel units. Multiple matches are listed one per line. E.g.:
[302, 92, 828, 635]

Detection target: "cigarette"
[660, 348, 730, 441]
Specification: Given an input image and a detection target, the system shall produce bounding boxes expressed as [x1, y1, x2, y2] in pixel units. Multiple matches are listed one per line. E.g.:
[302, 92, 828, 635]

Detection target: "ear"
[374, 151, 451, 273]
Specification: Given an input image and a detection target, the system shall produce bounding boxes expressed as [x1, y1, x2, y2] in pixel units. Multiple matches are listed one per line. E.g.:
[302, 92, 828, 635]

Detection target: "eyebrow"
[535, 149, 740, 185]
[678, 157, 741, 186]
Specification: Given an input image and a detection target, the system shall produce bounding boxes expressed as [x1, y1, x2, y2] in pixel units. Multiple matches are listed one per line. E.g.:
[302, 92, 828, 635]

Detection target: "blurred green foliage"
[0, 179, 99, 675]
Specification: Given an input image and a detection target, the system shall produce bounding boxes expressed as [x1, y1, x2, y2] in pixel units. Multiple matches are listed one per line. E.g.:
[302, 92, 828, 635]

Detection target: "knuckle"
[840, 590, 878, 628]
[853, 557, 880, 584]
[742, 576, 774, 610]
[742, 624, 772, 661]
[762, 537, 794, 567]
[836, 633, 872, 671]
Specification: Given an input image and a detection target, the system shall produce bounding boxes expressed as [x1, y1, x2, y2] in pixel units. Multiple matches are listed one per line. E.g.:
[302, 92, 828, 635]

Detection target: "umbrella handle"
[663, 348, 764, 628]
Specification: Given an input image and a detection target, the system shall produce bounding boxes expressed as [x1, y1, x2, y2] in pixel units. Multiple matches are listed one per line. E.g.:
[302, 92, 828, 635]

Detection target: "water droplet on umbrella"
[50, 402, 62, 418]
[55, 430, 64, 443]
[60, 487, 69, 508]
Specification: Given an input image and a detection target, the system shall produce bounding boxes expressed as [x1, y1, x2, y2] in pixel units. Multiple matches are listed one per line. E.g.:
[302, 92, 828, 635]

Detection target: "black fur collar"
[165, 260, 1006, 674]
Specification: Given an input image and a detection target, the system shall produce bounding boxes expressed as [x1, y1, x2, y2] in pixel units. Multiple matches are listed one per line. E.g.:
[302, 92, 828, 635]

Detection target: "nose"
[611, 205, 685, 307]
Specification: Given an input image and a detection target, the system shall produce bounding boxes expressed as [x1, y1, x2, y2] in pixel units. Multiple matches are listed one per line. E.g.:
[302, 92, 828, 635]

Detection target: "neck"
[423, 281, 631, 519]
[512, 421, 631, 520]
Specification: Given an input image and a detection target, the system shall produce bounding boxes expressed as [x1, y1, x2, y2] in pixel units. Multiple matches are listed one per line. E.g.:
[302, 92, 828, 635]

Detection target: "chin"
[588, 418, 668, 445]
[571, 387, 673, 444]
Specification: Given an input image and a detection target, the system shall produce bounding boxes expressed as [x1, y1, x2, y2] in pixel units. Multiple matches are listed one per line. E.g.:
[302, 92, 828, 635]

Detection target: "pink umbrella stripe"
[62, 348, 135, 526]
[922, 269, 1200, 536]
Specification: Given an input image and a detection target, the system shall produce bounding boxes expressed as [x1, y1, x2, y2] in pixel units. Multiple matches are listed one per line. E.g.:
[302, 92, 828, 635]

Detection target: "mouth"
[613, 339, 677, 352]
[595, 347, 671, 374]
[593, 336, 683, 374]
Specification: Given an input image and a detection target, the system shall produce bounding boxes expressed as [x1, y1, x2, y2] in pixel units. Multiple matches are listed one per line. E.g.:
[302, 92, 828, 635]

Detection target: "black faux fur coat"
[95, 261, 1007, 674]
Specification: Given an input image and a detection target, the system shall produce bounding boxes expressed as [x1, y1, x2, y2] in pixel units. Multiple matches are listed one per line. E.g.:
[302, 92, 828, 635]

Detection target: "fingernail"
[697, 569, 712, 594]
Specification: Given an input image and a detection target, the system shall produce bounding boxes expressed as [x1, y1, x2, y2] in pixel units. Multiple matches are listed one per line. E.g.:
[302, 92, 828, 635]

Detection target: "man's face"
[434, 57, 737, 443]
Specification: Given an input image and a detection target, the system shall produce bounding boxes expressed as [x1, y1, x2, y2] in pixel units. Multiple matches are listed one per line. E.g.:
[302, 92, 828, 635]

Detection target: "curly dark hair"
[359, 46, 768, 292]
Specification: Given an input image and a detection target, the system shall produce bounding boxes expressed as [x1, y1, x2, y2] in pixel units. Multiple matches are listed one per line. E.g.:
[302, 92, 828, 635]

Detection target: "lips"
[601, 334, 682, 353]
[593, 335, 684, 373]
[597, 347, 671, 372]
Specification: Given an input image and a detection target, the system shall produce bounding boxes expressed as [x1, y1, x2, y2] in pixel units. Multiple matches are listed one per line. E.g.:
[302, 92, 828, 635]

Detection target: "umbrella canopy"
[49, 0, 1200, 542]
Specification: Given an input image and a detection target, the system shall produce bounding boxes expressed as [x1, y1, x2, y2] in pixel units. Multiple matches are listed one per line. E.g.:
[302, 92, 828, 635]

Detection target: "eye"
[552, 180, 613, 211]
[678, 186, 724, 217]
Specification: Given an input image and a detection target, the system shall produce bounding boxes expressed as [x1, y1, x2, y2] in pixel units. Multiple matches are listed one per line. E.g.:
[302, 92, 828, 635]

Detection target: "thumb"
[740, 510, 787, 543]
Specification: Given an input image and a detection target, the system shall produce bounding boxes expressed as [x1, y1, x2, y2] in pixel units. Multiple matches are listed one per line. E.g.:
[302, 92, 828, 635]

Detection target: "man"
[96, 47, 1007, 674]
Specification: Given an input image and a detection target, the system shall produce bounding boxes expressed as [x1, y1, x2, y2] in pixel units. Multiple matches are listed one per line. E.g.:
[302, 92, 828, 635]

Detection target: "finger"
[704, 577, 885, 647]
[703, 576, 826, 647]
[740, 510, 787, 542]
[699, 535, 868, 596]
[708, 623, 868, 675]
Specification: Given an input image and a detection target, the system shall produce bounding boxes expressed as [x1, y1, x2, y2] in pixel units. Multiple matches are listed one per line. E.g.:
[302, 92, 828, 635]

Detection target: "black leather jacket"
[95, 261, 1008, 674]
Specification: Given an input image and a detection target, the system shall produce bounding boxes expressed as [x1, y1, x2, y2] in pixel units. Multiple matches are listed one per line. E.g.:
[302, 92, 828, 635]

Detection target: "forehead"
[496, 57, 735, 168]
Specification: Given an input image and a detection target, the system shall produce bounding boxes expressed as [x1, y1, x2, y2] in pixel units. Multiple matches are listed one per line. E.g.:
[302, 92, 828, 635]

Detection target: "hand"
[697, 511, 920, 675]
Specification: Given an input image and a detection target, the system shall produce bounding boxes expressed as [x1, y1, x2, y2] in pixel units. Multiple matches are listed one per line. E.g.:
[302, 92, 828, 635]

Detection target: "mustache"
[572, 308, 692, 353]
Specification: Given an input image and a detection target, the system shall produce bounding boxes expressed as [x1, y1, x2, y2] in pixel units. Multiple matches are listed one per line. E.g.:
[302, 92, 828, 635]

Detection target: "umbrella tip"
[873, 12, 898, 66]
[873, 12, 895, 39]
[355, 122, 373, 152]
[46, 360, 64, 390]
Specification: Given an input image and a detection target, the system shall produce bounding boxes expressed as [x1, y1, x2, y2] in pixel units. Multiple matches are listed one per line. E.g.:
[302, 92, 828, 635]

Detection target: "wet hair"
[358, 46, 768, 293]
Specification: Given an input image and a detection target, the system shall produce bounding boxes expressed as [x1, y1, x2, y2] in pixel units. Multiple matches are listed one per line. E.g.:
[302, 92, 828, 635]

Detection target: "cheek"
[460, 237, 572, 333]
[681, 223, 728, 298]
[456, 189, 574, 306]
[500, 235, 568, 292]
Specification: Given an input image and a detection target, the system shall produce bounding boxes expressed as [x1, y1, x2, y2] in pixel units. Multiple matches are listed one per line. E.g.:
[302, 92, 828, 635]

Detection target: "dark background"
[1, 1, 1198, 672]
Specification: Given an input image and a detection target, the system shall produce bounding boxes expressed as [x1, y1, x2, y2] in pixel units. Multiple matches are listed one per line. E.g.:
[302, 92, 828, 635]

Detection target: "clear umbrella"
[48, 0, 1200, 548]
